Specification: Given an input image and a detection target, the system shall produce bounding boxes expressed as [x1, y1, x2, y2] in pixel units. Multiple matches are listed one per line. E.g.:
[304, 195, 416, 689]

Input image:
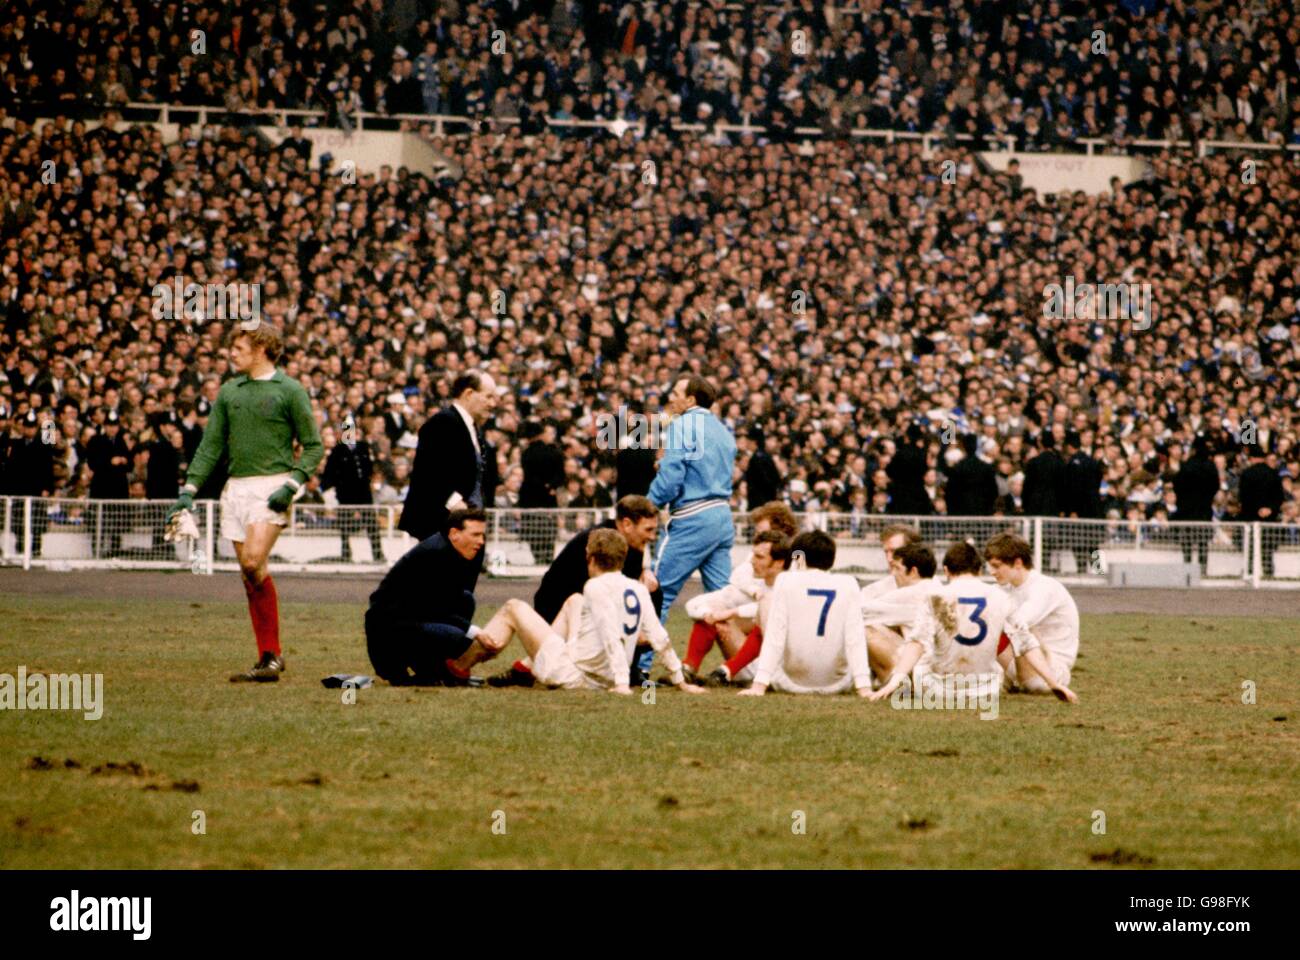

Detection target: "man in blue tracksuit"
[637, 374, 737, 682]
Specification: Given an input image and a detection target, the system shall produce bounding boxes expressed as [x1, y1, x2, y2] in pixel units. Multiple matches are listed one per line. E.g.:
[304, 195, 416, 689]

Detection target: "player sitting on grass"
[860, 523, 923, 600]
[866, 542, 1078, 704]
[167, 323, 323, 683]
[682, 525, 793, 687]
[862, 542, 946, 684]
[488, 494, 661, 688]
[739, 530, 872, 697]
[448, 529, 706, 694]
[983, 533, 1081, 696]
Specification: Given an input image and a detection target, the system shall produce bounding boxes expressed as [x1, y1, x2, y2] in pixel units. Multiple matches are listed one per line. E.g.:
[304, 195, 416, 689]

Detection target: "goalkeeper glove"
[167, 489, 195, 521]
[267, 481, 300, 513]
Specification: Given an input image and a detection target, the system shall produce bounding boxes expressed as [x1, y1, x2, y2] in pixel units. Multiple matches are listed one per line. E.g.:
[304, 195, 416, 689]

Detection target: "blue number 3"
[956, 597, 988, 646]
[807, 589, 836, 637]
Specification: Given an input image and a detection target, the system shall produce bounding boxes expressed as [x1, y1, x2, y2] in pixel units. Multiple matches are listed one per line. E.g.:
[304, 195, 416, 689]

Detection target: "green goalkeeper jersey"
[185, 370, 324, 490]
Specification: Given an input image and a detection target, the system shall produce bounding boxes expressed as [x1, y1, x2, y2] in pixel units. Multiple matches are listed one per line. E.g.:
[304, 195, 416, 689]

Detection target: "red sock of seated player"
[723, 626, 764, 677]
[684, 622, 719, 671]
[512, 659, 532, 675]
[244, 576, 281, 658]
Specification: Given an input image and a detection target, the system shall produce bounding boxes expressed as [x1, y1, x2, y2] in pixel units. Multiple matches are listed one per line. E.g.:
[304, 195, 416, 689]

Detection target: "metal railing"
[2, 497, 1297, 587]
[29, 101, 1300, 160]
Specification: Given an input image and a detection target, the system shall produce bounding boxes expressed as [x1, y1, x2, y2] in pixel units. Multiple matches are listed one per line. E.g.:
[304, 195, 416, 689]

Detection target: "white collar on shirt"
[452, 401, 480, 456]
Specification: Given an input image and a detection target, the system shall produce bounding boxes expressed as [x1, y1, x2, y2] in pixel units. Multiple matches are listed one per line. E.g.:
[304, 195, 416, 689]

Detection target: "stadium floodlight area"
[0, 497, 1289, 588]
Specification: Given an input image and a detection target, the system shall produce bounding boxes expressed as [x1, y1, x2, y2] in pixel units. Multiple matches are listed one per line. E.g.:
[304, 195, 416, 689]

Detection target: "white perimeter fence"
[2, 497, 1298, 588]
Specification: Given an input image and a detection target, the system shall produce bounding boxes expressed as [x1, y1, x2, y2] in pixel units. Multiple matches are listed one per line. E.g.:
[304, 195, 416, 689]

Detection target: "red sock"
[445, 659, 470, 679]
[997, 632, 1010, 655]
[244, 576, 281, 658]
[723, 626, 764, 677]
[512, 659, 532, 675]
[685, 622, 719, 671]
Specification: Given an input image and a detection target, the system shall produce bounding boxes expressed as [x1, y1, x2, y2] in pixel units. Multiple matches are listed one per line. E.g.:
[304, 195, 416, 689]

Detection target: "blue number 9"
[623, 589, 641, 637]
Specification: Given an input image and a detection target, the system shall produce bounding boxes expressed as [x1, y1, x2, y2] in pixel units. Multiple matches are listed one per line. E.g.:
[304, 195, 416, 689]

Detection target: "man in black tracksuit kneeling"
[365, 508, 487, 686]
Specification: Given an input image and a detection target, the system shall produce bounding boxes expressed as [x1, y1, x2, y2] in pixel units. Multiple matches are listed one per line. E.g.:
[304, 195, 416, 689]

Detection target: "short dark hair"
[754, 529, 792, 566]
[676, 373, 716, 409]
[894, 542, 936, 579]
[447, 507, 487, 531]
[790, 530, 836, 570]
[943, 541, 983, 576]
[984, 532, 1033, 568]
[451, 372, 484, 399]
[615, 494, 658, 523]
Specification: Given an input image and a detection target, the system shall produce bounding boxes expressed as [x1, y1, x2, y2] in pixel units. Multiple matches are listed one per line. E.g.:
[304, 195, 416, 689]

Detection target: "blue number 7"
[956, 596, 988, 646]
[807, 589, 836, 637]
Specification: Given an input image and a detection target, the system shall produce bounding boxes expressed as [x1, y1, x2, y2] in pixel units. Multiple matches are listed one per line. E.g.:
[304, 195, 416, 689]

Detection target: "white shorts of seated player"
[1002, 648, 1073, 694]
[220, 472, 292, 543]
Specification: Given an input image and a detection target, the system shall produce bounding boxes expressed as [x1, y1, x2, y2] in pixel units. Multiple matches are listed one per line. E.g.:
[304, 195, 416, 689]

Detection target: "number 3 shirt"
[929, 575, 1012, 679]
[755, 569, 872, 694]
[571, 572, 685, 689]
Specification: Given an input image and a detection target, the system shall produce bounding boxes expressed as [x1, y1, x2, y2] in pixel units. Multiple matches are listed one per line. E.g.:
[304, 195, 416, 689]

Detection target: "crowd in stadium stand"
[3, 1, 1300, 147]
[0, 0, 1298, 553]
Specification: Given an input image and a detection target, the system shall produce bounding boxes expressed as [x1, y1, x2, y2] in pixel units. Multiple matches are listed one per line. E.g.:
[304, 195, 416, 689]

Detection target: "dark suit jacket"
[322, 441, 375, 505]
[399, 407, 482, 541]
[1173, 457, 1219, 522]
[1238, 462, 1284, 522]
[519, 439, 564, 508]
[886, 444, 933, 515]
[616, 445, 657, 498]
[1022, 450, 1066, 517]
[533, 519, 663, 624]
[86, 433, 131, 499]
[1063, 452, 1103, 519]
[745, 450, 782, 506]
[944, 454, 998, 516]
[366, 532, 480, 629]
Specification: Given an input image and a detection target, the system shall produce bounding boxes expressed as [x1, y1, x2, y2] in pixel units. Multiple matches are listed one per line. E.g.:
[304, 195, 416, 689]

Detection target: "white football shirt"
[570, 571, 684, 688]
[928, 575, 1012, 678]
[1003, 570, 1080, 669]
[755, 569, 871, 694]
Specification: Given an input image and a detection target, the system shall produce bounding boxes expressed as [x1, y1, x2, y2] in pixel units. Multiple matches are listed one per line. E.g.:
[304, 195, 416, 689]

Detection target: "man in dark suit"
[2, 410, 55, 557]
[886, 424, 933, 516]
[1022, 432, 1066, 517]
[322, 422, 384, 563]
[365, 508, 487, 686]
[518, 420, 565, 564]
[399, 372, 497, 542]
[944, 433, 998, 516]
[1173, 435, 1220, 566]
[616, 442, 657, 498]
[86, 409, 132, 558]
[489, 495, 663, 687]
[743, 429, 782, 507]
[1238, 443, 1285, 577]
[1062, 431, 1103, 570]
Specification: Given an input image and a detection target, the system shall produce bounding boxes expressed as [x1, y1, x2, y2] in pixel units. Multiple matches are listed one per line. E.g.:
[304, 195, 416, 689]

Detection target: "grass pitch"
[1, 592, 1297, 869]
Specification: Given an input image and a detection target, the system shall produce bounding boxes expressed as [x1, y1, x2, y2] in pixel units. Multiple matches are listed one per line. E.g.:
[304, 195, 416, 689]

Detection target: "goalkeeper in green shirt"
[168, 324, 324, 682]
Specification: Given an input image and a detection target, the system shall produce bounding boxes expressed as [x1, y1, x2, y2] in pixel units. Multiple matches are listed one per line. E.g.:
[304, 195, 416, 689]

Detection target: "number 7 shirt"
[755, 569, 872, 694]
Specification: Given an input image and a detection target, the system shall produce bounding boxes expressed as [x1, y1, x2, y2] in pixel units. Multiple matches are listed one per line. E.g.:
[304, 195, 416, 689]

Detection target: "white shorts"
[1003, 651, 1072, 694]
[767, 670, 855, 695]
[531, 633, 605, 691]
[220, 473, 292, 543]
